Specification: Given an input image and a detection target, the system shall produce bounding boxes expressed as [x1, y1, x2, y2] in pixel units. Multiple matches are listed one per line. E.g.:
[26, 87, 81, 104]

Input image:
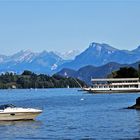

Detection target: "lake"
[0, 88, 140, 139]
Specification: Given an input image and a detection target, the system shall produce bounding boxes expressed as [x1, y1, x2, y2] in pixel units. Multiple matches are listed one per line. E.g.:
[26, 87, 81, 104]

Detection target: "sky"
[0, 0, 140, 55]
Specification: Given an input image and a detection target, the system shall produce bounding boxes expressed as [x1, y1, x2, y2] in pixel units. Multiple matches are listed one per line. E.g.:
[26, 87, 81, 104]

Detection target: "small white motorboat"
[0, 104, 42, 121]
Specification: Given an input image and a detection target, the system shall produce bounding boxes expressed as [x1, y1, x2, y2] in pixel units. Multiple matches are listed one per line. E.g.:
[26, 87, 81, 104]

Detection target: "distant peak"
[54, 50, 80, 60]
[23, 49, 32, 52]
[41, 50, 48, 53]
[89, 42, 100, 48]
[89, 42, 118, 51]
[11, 49, 33, 56]
[39, 50, 49, 56]
[132, 45, 140, 52]
[136, 45, 140, 50]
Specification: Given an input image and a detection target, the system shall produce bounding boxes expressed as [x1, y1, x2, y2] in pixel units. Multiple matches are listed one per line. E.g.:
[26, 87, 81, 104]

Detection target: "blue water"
[0, 89, 140, 139]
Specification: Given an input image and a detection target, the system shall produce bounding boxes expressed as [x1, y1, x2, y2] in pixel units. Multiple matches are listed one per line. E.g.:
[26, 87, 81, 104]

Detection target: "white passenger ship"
[83, 78, 140, 93]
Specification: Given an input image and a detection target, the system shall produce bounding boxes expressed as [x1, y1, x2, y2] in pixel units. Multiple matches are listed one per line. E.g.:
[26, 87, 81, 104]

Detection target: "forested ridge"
[0, 70, 86, 89]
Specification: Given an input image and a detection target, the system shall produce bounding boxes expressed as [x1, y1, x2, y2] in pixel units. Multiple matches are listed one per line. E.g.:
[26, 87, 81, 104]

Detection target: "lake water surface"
[0, 88, 140, 139]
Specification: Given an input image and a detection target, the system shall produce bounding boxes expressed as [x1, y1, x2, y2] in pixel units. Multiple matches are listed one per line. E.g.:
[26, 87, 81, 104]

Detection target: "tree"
[113, 67, 138, 78]
[22, 70, 34, 76]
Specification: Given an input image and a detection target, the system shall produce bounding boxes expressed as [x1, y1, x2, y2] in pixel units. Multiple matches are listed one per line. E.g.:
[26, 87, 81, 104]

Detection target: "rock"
[127, 97, 140, 109]
[136, 97, 140, 105]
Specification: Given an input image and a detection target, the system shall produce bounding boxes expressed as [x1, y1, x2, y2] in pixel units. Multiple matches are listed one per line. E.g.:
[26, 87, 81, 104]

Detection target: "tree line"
[0, 70, 86, 89]
[109, 65, 140, 78]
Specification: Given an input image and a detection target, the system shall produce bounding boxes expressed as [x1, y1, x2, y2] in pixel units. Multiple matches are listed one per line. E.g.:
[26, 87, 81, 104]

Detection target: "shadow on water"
[0, 120, 45, 139]
[0, 119, 42, 127]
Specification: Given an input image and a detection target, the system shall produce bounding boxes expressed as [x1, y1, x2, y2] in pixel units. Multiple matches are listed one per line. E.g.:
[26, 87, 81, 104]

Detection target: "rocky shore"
[127, 97, 140, 109]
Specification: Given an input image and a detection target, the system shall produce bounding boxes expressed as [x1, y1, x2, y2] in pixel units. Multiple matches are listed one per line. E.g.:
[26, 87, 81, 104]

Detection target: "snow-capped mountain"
[28, 51, 65, 73]
[58, 42, 140, 70]
[1, 42, 140, 74]
[0, 50, 66, 74]
[0, 55, 7, 63]
[55, 50, 80, 60]
[7, 50, 38, 63]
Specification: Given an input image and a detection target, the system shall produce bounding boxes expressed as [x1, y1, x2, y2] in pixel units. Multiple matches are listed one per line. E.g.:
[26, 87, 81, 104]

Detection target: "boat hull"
[0, 111, 42, 121]
[83, 88, 140, 94]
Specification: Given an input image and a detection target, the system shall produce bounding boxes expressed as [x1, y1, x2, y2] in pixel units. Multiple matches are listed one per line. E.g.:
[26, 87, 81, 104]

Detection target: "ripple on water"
[0, 89, 139, 139]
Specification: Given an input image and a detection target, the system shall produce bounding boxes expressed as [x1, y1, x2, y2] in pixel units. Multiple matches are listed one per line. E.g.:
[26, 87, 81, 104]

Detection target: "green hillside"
[0, 70, 86, 89]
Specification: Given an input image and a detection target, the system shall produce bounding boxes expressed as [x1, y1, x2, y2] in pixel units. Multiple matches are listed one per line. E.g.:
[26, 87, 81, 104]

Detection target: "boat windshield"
[0, 104, 16, 110]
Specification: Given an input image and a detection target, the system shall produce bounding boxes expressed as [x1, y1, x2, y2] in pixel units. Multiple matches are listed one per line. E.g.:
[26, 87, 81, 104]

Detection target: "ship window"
[124, 85, 129, 88]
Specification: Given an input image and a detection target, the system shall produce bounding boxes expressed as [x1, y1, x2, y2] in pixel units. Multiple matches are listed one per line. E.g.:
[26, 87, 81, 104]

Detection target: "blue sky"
[0, 0, 140, 55]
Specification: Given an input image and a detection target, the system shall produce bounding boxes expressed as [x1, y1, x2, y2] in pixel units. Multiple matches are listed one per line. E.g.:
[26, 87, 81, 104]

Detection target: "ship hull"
[83, 88, 140, 94]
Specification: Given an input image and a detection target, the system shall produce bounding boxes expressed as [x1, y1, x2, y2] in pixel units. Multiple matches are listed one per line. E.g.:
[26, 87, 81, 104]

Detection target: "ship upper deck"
[91, 78, 139, 82]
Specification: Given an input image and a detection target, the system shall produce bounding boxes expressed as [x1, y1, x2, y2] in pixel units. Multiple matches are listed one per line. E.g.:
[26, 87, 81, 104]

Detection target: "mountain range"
[0, 50, 66, 74]
[57, 61, 140, 84]
[58, 42, 140, 70]
[0, 42, 140, 77]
